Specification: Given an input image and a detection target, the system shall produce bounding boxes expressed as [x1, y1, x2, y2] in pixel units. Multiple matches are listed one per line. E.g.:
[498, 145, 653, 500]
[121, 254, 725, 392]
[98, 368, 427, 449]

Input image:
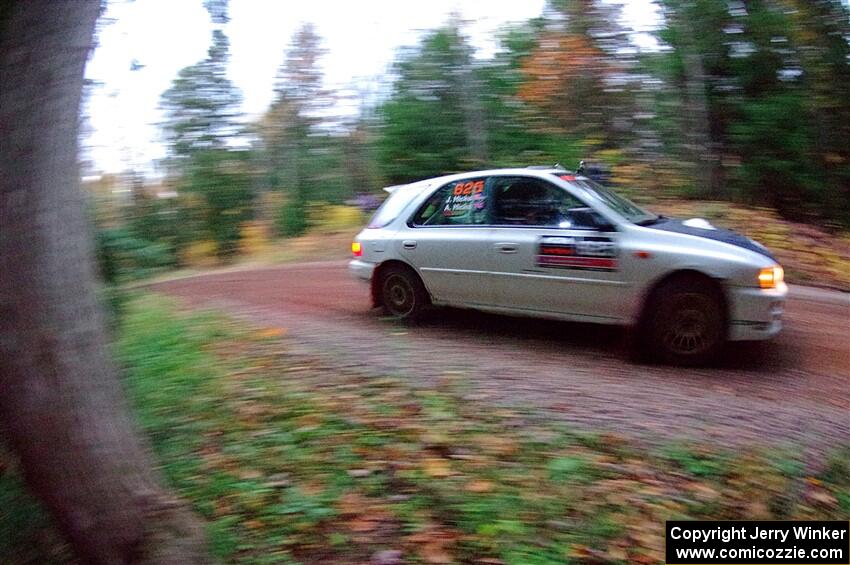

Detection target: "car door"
[487, 175, 626, 322]
[398, 176, 497, 307]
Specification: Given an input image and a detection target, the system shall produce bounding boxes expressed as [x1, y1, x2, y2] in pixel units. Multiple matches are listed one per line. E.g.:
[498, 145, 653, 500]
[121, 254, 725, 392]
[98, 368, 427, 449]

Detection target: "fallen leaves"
[407, 526, 460, 564]
[103, 296, 850, 565]
[256, 327, 287, 339]
[804, 487, 838, 508]
[475, 435, 519, 457]
[423, 457, 454, 478]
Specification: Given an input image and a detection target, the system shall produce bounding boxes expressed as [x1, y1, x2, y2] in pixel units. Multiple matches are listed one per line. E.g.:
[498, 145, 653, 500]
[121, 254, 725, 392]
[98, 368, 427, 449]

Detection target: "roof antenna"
[553, 162, 565, 170]
[576, 160, 586, 175]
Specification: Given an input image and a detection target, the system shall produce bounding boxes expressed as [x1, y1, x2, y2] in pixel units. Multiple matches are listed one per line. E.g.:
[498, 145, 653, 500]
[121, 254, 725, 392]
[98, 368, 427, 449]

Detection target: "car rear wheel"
[379, 265, 428, 320]
[644, 276, 725, 365]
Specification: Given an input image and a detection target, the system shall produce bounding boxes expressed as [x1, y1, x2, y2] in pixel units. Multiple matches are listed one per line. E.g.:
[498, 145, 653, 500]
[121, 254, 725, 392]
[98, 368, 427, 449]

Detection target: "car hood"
[642, 217, 777, 262]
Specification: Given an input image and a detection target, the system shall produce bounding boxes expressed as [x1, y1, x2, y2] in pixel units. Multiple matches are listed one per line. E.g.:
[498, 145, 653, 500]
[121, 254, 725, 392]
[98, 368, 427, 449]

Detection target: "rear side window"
[368, 189, 416, 229]
[411, 178, 488, 226]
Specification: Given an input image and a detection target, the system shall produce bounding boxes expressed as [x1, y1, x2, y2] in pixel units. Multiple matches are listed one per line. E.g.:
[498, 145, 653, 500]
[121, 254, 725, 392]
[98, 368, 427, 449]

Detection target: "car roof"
[383, 168, 572, 195]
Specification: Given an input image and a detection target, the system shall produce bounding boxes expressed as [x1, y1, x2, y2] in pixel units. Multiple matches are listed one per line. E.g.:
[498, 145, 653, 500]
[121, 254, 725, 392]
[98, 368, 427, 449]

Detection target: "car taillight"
[351, 241, 362, 257]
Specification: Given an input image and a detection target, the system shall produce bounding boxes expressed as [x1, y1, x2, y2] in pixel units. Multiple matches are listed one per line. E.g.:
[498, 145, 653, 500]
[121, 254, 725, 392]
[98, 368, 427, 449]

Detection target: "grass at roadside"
[2, 295, 848, 564]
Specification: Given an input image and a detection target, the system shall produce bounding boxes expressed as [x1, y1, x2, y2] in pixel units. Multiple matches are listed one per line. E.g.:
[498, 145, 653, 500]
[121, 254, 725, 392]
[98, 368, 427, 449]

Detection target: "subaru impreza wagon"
[350, 167, 786, 364]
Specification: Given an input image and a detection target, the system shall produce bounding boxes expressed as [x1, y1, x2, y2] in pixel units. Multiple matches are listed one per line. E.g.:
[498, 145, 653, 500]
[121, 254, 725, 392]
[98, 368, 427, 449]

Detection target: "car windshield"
[571, 178, 658, 225]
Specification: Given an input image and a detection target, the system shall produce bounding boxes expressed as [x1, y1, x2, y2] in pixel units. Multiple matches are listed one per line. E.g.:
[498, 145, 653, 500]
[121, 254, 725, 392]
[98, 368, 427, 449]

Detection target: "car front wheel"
[645, 276, 725, 365]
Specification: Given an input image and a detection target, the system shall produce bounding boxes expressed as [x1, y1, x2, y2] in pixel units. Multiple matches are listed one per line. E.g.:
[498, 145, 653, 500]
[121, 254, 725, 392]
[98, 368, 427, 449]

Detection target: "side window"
[491, 177, 604, 229]
[411, 178, 488, 226]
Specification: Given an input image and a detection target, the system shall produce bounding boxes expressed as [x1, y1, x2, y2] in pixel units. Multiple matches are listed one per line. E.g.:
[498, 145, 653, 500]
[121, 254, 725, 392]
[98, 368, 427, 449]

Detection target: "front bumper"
[727, 282, 787, 341]
[349, 259, 376, 282]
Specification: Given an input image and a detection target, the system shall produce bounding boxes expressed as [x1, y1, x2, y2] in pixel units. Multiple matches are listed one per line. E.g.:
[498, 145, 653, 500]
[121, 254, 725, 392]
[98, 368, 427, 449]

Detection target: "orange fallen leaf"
[348, 517, 378, 532]
[423, 457, 453, 478]
[806, 489, 837, 507]
[338, 492, 369, 515]
[420, 542, 453, 564]
[257, 327, 287, 338]
[476, 435, 518, 456]
[747, 500, 770, 518]
[466, 480, 493, 493]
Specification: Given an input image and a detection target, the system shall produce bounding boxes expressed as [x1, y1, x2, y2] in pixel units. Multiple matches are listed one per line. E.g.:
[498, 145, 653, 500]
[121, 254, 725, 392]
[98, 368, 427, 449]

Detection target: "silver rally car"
[350, 167, 787, 364]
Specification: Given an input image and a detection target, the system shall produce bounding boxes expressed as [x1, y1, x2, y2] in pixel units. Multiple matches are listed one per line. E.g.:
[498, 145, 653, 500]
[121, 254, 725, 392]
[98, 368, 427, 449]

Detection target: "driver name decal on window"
[443, 179, 485, 216]
[537, 235, 618, 271]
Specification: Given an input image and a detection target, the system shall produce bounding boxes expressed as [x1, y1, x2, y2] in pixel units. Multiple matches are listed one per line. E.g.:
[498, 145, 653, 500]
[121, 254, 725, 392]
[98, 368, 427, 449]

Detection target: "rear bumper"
[727, 283, 787, 341]
[349, 259, 376, 282]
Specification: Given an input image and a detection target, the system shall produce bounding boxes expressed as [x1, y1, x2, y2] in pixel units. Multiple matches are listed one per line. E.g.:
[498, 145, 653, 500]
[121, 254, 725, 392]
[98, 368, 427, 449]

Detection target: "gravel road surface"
[155, 261, 850, 459]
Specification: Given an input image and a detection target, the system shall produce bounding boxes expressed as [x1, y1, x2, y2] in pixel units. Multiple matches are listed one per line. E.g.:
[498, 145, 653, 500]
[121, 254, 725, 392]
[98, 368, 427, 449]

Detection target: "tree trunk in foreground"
[0, 2, 209, 563]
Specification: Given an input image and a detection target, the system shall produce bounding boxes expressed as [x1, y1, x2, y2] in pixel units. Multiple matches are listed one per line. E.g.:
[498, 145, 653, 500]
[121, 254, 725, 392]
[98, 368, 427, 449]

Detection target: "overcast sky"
[83, 0, 662, 176]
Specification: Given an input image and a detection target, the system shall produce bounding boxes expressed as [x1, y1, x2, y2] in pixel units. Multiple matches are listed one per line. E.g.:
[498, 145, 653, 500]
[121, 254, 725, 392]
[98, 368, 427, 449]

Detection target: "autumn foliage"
[519, 33, 612, 134]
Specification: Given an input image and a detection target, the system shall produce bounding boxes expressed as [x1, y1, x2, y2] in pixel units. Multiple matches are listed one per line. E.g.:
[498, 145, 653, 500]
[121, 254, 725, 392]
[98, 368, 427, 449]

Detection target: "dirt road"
[155, 261, 849, 459]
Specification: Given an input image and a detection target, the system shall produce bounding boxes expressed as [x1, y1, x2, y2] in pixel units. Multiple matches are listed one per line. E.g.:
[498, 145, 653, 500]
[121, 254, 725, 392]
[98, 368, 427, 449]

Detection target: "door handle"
[402, 240, 417, 250]
[495, 242, 519, 253]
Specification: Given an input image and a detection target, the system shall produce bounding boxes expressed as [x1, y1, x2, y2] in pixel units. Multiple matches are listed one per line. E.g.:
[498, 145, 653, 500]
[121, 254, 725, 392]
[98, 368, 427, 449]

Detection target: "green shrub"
[305, 202, 365, 232]
[96, 227, 176, 284]
[277, 199, 308, 238]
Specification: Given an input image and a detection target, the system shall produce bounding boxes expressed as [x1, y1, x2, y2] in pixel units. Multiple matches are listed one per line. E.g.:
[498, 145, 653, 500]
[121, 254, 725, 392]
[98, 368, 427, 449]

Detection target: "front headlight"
[758, 265, 784, 289]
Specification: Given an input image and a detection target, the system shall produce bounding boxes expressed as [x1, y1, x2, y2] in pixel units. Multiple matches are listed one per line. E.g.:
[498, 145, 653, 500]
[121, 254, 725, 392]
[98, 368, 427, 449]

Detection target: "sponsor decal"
[537, 235, 618, 271]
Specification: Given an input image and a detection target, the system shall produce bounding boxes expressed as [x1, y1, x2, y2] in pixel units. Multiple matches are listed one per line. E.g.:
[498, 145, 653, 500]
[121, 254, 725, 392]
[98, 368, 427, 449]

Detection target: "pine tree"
[159, 0, 252, 257]
[376, 22, 484, 183]
[259, 23, 329, 236]
[160, 29, 242, 157]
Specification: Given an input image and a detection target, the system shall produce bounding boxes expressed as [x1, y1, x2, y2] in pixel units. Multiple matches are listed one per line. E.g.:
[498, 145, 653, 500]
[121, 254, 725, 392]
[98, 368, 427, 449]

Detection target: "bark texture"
[0, 1, 209, 563]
